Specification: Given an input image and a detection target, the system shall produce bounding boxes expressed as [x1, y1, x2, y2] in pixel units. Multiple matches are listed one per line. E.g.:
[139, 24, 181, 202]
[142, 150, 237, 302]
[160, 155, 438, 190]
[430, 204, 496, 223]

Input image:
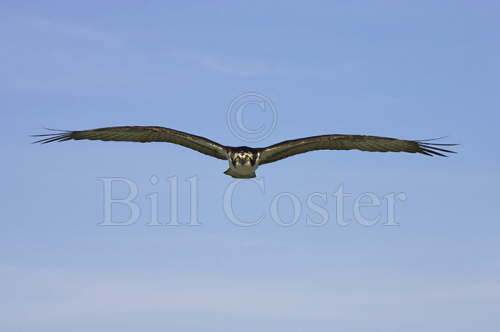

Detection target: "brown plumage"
[33, 126, 227, 160]
[33, 126, 457, 178]
[258, 134, 455, 164]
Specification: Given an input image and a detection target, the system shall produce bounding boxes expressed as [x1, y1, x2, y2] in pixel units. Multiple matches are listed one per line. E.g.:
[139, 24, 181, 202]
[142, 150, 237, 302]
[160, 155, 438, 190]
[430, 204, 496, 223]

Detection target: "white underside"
[224, 162, 258, 178]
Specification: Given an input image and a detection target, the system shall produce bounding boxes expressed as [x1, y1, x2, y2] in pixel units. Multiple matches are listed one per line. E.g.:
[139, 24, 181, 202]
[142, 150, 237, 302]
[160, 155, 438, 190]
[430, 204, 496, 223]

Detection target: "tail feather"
[224, 168, 256, 179]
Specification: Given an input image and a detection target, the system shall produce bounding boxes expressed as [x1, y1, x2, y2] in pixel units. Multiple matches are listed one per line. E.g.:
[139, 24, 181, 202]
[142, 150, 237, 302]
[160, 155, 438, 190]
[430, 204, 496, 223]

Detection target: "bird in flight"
[33, 126, 457, 178]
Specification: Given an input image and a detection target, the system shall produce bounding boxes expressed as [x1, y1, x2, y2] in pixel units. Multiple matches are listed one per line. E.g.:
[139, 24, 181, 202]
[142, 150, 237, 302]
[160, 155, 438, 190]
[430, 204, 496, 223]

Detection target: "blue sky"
[2, 1, 499, 331]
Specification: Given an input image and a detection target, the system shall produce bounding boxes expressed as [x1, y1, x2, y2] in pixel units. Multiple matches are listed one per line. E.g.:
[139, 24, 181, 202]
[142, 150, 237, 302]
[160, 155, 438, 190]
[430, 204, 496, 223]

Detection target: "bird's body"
[225, 147, 261, 178]
[33, 126, 457, 178]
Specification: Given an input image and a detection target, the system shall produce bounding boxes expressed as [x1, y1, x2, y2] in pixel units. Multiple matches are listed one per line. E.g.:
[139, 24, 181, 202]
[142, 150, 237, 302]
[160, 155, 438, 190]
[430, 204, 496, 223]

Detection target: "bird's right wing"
[32, 126, 229, 160]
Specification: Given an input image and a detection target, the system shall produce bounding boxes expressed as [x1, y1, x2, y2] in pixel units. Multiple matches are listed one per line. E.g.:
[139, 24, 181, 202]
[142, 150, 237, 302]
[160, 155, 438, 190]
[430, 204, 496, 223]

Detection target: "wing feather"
[32, 126, 228, 160]
[259, 134, 457, 165]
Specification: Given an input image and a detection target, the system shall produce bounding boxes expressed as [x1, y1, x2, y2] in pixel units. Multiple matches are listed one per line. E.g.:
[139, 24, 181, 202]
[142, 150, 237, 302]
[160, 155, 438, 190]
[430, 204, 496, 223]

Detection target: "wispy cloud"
[167, 50, 324, 78]
[6, 14, 118, 43]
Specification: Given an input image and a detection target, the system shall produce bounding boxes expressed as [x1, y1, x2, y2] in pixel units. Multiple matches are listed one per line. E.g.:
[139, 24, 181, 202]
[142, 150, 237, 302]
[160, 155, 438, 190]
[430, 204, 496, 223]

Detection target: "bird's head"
[230, 149, 258, 168]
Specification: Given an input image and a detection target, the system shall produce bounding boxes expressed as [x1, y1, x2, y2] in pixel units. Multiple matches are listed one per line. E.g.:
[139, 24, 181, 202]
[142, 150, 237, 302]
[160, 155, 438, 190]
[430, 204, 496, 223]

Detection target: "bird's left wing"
[258, 134, 457, 165]
[33, 126, 229, 160]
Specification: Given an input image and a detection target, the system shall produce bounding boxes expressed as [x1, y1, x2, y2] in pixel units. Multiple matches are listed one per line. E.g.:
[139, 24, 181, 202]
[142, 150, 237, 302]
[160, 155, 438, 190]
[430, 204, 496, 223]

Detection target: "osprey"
[33, 126, 456, 178]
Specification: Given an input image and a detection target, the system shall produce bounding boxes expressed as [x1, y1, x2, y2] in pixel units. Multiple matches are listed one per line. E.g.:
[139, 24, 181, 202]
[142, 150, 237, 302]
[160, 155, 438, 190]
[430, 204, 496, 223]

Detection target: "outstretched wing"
[259, 134, 457, 165]
[32, 126, 228, 160]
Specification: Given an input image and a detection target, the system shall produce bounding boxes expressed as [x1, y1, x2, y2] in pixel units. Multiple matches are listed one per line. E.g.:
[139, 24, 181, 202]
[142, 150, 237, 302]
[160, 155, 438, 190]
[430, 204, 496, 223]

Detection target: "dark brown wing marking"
[259, 134, 457, 165]
[32, 126, 228, 160]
